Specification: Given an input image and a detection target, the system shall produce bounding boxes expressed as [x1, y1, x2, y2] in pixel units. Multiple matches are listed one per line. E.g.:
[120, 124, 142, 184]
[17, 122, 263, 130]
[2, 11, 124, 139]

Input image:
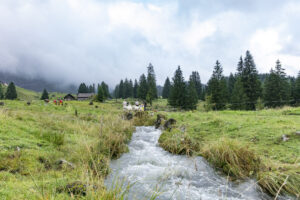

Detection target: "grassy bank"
[158, 104, 300, 197]
[0, 100, 137, 199]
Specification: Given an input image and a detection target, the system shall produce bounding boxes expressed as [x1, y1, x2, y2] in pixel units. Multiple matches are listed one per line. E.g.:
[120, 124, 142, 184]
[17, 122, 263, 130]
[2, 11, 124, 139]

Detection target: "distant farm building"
[64, 94, 76, 101]
[77, 93, 94, 101]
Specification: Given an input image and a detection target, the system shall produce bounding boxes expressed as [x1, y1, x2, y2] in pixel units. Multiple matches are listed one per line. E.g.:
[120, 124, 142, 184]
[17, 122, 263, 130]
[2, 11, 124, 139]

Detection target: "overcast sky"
[0, 0, 299, 87]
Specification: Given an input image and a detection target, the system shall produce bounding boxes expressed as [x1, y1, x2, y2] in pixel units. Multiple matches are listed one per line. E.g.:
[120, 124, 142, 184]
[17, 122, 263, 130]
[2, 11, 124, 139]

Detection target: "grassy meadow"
[0, 95, 299, 199]
[0, 100, 138, 199]
[155, 100, 300, 197]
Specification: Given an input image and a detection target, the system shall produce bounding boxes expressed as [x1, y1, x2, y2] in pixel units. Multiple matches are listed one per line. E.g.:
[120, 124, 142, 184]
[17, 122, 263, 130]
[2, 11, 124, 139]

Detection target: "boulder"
[164, 118, 176, 130]
[95, 105, 98, 108]
[27, 102, 31, 106]
[0, 102, 4, 106]
[281, 134, 289, 142]
[55, 159, 75, 169]
[295, 131, 300, 136]
[44, 99, 49, 103]
[124, 112, 133, 120]
[89, 101, 93, 105]
[60, 181, 87, 196]
[155, 114, 166, 129]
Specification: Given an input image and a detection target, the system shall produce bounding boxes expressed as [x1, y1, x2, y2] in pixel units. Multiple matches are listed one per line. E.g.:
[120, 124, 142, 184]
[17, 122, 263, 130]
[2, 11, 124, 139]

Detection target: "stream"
[105, 126, 289, 200]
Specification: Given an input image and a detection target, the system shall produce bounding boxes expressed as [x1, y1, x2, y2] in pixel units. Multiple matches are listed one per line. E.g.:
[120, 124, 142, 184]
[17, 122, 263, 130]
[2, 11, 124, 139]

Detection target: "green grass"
[0, 100, 137, 199]
[157, 102, 300, 197]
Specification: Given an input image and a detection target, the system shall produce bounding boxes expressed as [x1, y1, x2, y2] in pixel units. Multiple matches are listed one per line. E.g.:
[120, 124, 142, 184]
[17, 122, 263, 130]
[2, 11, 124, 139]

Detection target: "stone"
[27, 102, 31, 106]
[164, 118, 177, 130]
[295, 131, 300, 136]
[281, 134, 289, 142]
[55, 159, 75, 169]
[89, 101, 93, 105]
[0, 102, 4, 106]
[124, 112, 133, 120]
[155, 114, 166, 129]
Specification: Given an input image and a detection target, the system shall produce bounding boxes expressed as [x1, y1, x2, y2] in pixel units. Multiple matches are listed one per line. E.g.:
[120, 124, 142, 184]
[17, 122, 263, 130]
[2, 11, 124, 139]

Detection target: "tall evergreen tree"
[5, 82, 17, 100]
[168, 66, 186, 108]
[78, 83, 89, 93]
[138, 74, 148, 100]
[184, 76, 198, 110]
[133, 79, 139, 98]
[0, 84, 4, 99]
[162, 77, 171, 99]
[97, 85, 104, 102]
[146, 63, 158, 103]
[207, 61, 228, 110]
[295, 71, 300, 105]
[241, 51, 262, 110]
[237, 56, 243, 76]
[189, 71, 202, 99]
[118, 80, 125, 99]
[114, 85, 119, 99]
[230, 78, 247, 110]
[264, 60, 290, 107]
[101, 82, 109, 99]
[228, 73, 236, 97]
[40, 89, 49, 100]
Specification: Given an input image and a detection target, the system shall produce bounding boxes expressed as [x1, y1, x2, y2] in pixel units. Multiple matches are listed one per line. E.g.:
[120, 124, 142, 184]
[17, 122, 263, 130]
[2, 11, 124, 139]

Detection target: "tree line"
[114, 63, 158, 105]
[112, 50, 300, 111]
[77, 82, 110, 102]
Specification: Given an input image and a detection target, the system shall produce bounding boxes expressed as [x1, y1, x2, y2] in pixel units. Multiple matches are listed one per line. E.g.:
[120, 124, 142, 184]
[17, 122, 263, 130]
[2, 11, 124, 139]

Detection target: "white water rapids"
[105, 126, 289, 200]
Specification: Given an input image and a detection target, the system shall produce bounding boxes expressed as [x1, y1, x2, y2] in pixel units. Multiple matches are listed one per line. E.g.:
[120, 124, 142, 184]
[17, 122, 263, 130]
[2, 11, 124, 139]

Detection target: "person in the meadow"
[135, 101, 139, 106]
[53, 100, 57, 105]
[59, 99, 63, 106]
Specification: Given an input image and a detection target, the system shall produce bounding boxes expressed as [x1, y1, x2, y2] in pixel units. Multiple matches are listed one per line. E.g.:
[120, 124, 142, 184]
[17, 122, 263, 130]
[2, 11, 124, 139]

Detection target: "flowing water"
[105, 127, 288, 200]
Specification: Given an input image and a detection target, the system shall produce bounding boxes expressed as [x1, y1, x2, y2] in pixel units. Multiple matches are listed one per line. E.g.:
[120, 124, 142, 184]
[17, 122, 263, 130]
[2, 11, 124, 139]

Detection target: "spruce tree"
[228, 73, 236, 97]
[41, 89, 49, 100]
[162, 77, 171, 99]
[5, 82, 17, 100]
[241, 51, 262, 110]
[138, 74, 148, 100]
[237, 56, 243, 76]
[230, 78, 247, 110]
[78, 83, 89, 93]
[114, 85, 119, 99]
[189, 71, 202, 99]
[118, 80, 125, 99]
[264, 60, 289, 107]
[0, 84, 3, 99]
[101, 82, 109, 99]
[184, 76, 198, 110]
[207, 61, 228, 110]
[146, 63, 158, 103]
[133, 79, 139, 98]
[295, 71, 300, 105]
[97, 85, 104, 102]
[168, 66, 186, 108]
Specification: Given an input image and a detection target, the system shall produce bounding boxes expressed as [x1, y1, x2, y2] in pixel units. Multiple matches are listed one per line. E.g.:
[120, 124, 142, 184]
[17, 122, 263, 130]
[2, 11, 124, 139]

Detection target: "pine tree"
[168, 66, 186, 108]
[114, 85, 119, 99]
[40, 89, 49, 100]
[138, 74, 148, 100]
[295, 71, 300, 105]
[118, 80, 124, 99]
[5, 82, 17, 100]
[0, 84, 4, 99]
[230, 78, 247, 110]
[146, 63, 157, 103]
[206, 61, 228, 110]
[184, 76, 198, 110]
[241, 51, 262, 110]
[237, 56, 243, 76]
[88, 85, 94, 93]
[97, 85, 104, 102]
[264, 60, 289, 107]
[78, 83, 89, 93]
[133, 79, 139, 98]
[162, 77, 171, 99]
[228, 73, 236, 97]
[101, 82, 109, 99]
[189, 71, 202, 99]
[129, 79, 134, 98]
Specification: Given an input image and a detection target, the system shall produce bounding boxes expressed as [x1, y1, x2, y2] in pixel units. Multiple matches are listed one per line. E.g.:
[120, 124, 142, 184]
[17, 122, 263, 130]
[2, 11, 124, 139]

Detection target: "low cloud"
[0, 0, 299, 88]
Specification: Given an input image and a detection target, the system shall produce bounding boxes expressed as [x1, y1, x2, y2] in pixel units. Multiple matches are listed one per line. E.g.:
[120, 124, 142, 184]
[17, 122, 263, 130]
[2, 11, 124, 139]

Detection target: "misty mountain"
[0, 71, 77, 93]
